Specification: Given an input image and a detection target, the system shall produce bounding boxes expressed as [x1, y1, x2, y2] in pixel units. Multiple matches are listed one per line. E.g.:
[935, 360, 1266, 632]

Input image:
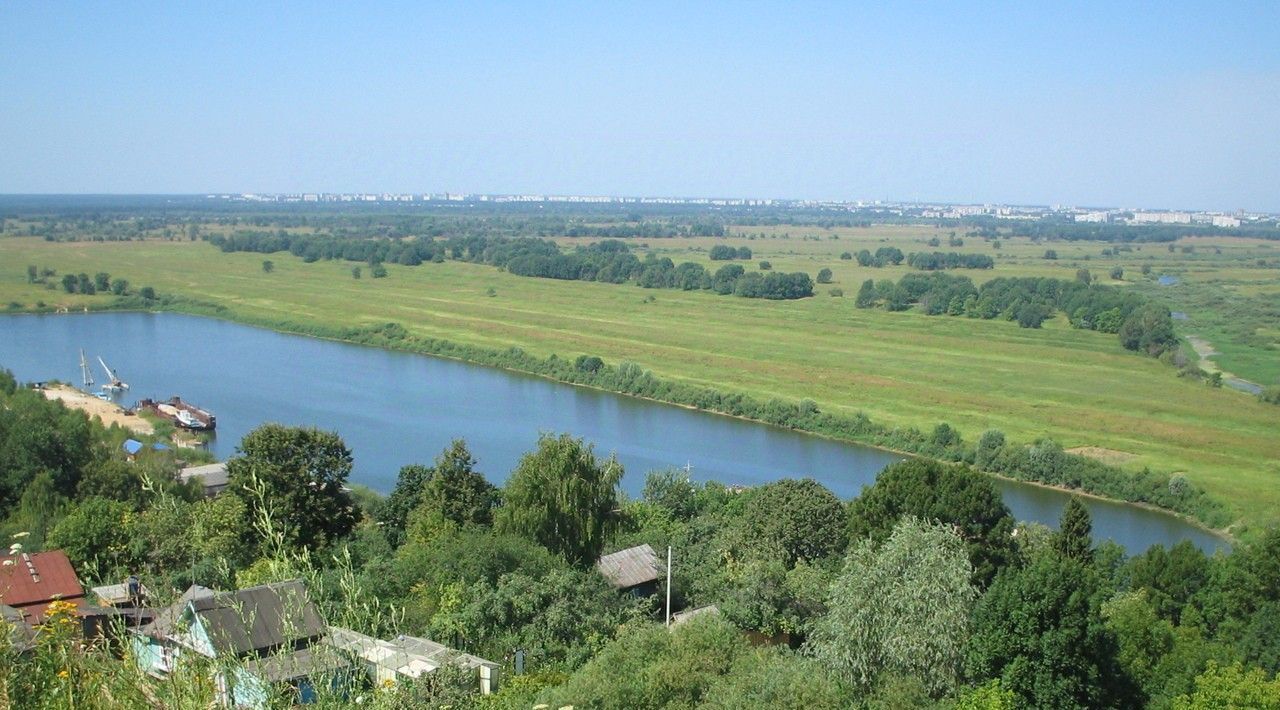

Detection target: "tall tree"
[743, 478, 846, 566]
[967, 553, 1137, 709]
[379, 463, 433, 547]
[809, 516, 976, 696]
[847, 459, 1015, 586]
[418, 439, 498, 529]
[226, 424, 358, 551]
[495, 433, 622, 566]
[1056, 496, 1094, 563]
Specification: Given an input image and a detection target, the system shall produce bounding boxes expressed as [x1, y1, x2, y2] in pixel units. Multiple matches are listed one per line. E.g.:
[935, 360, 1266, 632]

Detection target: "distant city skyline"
[2, 2, 1278, 212]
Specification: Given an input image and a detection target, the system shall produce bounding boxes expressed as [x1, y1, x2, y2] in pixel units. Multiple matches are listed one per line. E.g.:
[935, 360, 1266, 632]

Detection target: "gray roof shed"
[596, 544, 663, 590]
[179, 462, 230, 496]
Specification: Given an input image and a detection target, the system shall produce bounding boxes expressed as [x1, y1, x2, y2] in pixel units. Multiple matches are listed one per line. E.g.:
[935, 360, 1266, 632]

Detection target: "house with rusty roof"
[0, 550, 88, 627]
[131, 580, 348, 707]
[596, 544, 664, 597]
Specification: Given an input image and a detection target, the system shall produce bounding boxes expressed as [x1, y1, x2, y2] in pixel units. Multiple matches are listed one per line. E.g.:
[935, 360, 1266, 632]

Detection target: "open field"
[1, 234, 1278, 531]
[568, 226, 1280, 384]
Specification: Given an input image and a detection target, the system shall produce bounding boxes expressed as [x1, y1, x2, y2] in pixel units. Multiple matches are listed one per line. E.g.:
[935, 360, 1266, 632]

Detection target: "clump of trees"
[906, 251, 994, 270]
[855, 246, 905, 267]
[708, 244, 752, 260]
[853, 273, 1179, 356]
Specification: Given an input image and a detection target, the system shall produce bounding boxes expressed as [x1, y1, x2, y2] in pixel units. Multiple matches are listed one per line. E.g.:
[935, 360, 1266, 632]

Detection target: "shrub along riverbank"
[83, 291, 1231, 534]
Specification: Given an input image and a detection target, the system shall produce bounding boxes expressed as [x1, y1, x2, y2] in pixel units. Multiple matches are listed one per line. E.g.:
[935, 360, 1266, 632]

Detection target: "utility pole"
[665, 545, 673, 627]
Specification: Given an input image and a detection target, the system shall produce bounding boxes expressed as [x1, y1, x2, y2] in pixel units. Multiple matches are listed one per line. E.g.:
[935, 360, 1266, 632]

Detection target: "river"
[0, 312, 1227, 554]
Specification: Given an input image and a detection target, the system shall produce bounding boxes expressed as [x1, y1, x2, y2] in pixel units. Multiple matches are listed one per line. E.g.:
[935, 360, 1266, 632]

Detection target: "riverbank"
[68, 298, 1235, 541]
[0, 308, 1233, 554]
[39, 383, 155, 435]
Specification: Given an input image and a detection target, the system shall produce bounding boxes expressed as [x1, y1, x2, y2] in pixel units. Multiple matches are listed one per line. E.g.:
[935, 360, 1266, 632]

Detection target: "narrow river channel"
[0, 312, 1228, 553]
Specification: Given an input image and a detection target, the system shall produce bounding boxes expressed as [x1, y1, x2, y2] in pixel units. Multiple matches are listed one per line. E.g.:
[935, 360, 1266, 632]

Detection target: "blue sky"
[2, 2, 1278, 211]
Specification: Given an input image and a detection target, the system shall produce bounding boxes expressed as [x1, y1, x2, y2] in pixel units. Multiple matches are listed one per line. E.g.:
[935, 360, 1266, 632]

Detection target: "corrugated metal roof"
[190, 580, 326, 656]
[179, 462, 229, 489]
[141, 584, 215, 638]
[395, 634, 497, 671]
[329, 626, 497, 677]
[242, 646, 349, 683]
[672, 605, 720, 626]
[92, 580, 150, 606]
[0, 551, 86, 614]
[596, 544, 662, 590]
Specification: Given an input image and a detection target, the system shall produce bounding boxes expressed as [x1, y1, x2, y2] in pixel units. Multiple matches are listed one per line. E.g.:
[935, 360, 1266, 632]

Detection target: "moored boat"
[136, 397, 216, 431]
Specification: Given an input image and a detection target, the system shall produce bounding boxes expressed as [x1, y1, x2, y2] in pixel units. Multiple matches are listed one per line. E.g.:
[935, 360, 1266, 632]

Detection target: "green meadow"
[2, 232, 1277, 532]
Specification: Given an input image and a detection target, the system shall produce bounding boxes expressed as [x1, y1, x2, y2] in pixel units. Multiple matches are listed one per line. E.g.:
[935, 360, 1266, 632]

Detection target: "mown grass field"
[2, 234, 1278, 531]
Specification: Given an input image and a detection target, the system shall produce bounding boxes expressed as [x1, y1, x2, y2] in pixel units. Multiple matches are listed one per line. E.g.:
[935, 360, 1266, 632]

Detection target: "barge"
[136, 397, 216, 431]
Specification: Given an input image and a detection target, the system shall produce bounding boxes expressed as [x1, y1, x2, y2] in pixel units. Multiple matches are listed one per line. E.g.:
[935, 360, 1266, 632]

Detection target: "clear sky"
[2, 2, 1278, 211]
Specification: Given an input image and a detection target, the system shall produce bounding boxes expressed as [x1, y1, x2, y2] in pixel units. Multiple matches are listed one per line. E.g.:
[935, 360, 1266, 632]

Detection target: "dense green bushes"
[709, 244, 752, 260]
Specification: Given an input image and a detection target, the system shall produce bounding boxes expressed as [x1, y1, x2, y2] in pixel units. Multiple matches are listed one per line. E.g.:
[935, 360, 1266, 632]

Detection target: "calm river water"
[0, 312, 1227, 554]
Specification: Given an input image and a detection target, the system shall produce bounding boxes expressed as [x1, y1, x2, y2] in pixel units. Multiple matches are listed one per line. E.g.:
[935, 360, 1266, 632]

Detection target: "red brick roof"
[0, 550, 87, 622]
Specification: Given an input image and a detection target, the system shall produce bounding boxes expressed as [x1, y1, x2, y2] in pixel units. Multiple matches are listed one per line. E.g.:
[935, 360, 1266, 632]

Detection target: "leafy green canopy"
[847, 459, 1016, 587]
[742, 478, 846, 566]
[495, 433, 622, 566]
[226, 423, 359, 551]
[809, 516, 976, 697]
[967, 552, 1137, 709]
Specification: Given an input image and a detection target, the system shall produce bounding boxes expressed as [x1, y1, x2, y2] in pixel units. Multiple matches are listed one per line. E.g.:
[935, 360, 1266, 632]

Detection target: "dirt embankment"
[40, 384, 155, 435]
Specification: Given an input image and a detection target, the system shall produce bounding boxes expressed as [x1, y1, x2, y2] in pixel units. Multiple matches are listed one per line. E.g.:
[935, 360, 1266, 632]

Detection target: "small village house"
[131, 580, 348, 707]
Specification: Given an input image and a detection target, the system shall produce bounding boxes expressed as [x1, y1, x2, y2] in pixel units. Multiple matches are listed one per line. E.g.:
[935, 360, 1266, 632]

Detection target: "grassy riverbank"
[2, 236, 1278, 533]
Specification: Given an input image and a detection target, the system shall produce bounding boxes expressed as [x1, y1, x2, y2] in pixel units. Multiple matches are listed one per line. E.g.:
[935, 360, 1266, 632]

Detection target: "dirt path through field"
[40, 384, 155, 434]
[1185, 335, 1263, 395]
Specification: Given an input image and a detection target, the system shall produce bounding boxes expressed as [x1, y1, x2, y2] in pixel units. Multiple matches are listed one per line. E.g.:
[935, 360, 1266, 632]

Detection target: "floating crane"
[97, 356, 129, 391]
[79, 349, 94, 389]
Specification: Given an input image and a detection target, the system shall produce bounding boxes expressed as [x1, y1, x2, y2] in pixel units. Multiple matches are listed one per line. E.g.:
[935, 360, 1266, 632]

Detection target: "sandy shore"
[40, 384, 155, 435]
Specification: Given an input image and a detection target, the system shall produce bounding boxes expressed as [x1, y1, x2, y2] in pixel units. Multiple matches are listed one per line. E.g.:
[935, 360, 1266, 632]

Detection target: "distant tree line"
[906, 251, 994, 270]
[1008, 219, 1280, 242]
[855, 273, 1178, 356]
[210, 233, 815, 300]
[210, 230, 448, 266]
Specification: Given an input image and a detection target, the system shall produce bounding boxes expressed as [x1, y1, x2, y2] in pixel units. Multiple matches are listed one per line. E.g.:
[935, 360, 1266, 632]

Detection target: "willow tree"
[495, 433, 622, 566]
[808, 516, 976, 697]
